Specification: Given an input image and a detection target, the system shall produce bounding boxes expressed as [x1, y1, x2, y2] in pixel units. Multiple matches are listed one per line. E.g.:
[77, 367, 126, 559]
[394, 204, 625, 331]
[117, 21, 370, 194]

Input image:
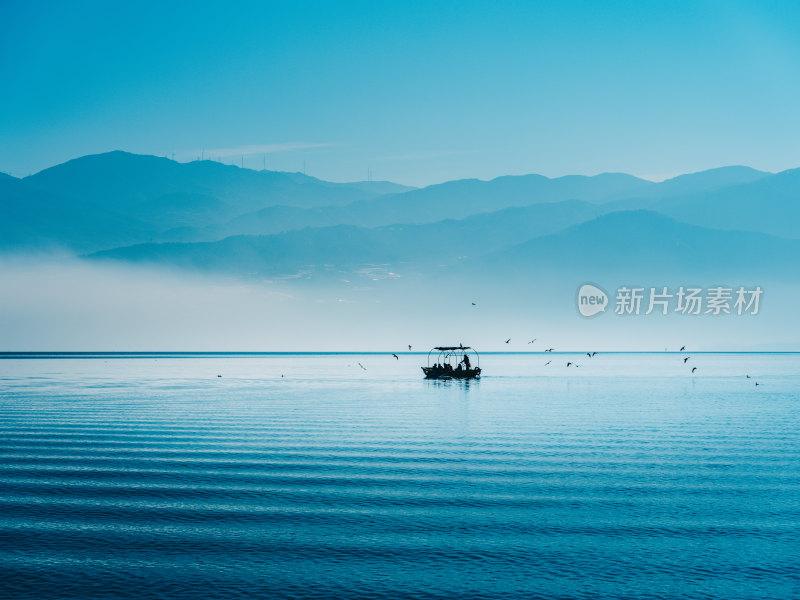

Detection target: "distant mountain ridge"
[88, 200, 606, 272]
[1, 151, 414, 251]
[23, 151, 408, 223]
[483, 210, 799, 279]
[651, 167, 800, 239]
[1, 151, 797, 271]
[89, 209, 800, 285]
[606, 166, 769, 206]
[0, 170, 152, 252]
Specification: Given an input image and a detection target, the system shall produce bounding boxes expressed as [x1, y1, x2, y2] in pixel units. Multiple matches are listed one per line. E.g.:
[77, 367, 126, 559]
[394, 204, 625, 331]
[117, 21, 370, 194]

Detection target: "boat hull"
[422, 366, 481, 380]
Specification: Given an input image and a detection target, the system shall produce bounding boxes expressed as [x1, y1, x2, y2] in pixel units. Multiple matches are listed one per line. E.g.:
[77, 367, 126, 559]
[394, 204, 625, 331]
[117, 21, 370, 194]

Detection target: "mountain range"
[2, 151, 799, 283]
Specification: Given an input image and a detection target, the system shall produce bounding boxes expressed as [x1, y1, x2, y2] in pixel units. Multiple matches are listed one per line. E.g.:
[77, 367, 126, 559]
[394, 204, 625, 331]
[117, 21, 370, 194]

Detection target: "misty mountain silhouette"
[339, 172, 652, 226]
[88, 200, 604, 272]
[650, 167, 800, 239]
[2, 152, 799, 272]
[483, 210, 800, 279]
[649, 166, 769, 195]
[0, 170, 152, 251]
[25, 151, 410, 215]
[164, 190, 611, 242]
[606, 166, 769, 208]
[7, 151, 410, 250]
[89, 209, 800, 282]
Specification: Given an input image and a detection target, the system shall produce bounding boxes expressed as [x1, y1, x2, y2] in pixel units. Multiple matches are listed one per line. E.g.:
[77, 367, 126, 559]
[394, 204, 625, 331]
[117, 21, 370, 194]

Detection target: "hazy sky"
[2, 0, 800, 186]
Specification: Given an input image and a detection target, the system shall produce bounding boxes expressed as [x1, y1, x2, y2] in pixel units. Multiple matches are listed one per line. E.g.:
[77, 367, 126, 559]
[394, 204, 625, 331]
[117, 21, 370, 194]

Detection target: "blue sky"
[2, 0, 800, 186]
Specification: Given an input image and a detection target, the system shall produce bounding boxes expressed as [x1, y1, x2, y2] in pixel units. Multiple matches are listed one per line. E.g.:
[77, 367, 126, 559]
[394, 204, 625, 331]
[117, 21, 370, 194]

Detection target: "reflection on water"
[1, 353, 799, 599]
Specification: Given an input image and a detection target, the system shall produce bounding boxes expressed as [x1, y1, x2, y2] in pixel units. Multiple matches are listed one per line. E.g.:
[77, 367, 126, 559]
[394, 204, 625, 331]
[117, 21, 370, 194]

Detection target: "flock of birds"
[679, 346, 698, 375]
[347, 301, 600, 371]
[214, 301, 762, 386]
[677, 345, 760, 386]
[218, 343, 761, 384]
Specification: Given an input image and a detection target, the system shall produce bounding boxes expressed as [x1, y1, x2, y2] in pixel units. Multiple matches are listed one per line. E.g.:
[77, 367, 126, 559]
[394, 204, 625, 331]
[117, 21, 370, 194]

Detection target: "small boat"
[422, 345, 481, 380]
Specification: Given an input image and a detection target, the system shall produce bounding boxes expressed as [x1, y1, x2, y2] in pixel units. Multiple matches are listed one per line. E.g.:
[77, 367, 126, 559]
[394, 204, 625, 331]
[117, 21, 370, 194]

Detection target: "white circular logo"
[577, 283, 608, 317]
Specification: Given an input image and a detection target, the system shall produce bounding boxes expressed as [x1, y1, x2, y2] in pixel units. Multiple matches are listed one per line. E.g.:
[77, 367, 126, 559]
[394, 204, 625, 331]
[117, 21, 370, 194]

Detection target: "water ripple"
[1, 354, 799, 599]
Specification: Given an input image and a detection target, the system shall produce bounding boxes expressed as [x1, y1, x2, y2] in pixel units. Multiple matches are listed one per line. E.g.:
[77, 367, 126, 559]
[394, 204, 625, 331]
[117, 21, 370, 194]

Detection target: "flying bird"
[746, 375, 751, 379]
[680, 346, 686, 351]
[691, 367, 697, 373]
[472, 302, 476, 306]
[392, 354, 399, 360]
[408, 345, 412, 351]
[505, 339, 511, 344]
[755, 382, 761, 386]
[566, 362, 573, 367]
[528, 339, 537, 344]
[544, 361, 551, 366]
[358, 362, 367, 370]
[545, 348, 554, 352]
[683, 357, 690, 363]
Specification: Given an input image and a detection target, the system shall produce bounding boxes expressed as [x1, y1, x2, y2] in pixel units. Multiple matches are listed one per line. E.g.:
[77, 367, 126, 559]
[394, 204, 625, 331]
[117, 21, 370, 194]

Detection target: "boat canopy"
[427, 346, 479, 368]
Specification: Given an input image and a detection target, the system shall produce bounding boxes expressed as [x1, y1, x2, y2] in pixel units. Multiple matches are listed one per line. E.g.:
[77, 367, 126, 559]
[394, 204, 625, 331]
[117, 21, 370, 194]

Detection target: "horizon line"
[1, 350, 798, 358]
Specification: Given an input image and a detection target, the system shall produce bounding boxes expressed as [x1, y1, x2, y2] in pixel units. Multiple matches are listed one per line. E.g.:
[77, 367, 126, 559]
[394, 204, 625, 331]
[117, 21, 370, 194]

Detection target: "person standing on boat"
[462, 353, 471, 369]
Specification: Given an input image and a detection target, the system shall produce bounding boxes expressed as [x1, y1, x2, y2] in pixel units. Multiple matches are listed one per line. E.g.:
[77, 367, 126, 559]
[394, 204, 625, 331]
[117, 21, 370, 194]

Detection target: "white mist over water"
[0, 255, 797, 352]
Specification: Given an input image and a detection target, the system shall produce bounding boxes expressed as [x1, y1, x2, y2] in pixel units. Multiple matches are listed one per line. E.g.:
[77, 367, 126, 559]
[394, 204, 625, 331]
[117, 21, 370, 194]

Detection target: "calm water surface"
[1, 353, 799, 599]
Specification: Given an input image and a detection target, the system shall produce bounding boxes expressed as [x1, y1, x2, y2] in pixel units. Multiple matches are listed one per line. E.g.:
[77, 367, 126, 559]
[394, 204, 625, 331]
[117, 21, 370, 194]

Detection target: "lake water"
[1, 353, 799, 599]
